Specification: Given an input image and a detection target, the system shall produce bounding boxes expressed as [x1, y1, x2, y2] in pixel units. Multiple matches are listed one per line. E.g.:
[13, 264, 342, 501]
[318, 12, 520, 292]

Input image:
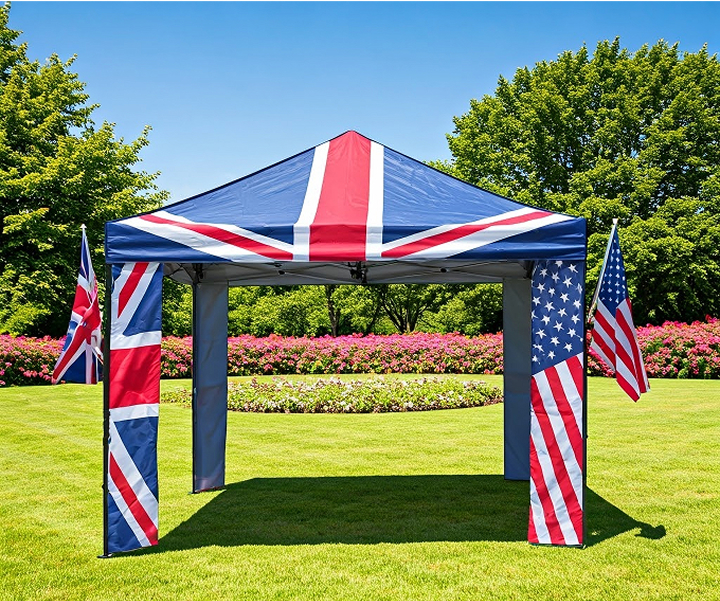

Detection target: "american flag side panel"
[528, 260, 586, 546]
[105, 262, 163, 554]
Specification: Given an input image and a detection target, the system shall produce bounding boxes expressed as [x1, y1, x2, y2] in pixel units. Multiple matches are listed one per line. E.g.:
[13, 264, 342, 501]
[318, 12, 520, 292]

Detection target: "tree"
[0, 5, 167, 336]
[437, 39, 720, 324]
[423, 284, 503, 335]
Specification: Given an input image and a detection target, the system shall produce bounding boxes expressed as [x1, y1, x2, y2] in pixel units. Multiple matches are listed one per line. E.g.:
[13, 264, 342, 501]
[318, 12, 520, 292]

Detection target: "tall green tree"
[0, 5, 167, 336]
[437, 39, 720, 324]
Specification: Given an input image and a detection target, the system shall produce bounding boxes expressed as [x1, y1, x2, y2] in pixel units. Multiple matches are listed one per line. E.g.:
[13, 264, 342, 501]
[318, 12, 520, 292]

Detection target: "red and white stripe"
[381, 208, 571, 261]
[528, 353, 584, 546]
[108, 418, 159, 547]
[293, 131, 385, 262]
[590, 298, 649, 402]
[108, 262, 162, 547]
[120, 212, 294, 263]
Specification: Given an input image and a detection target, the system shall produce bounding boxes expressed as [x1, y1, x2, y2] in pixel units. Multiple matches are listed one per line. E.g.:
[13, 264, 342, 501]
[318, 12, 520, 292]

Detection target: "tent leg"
[503, 278, 532, 480]
[192, 281, 229, 493]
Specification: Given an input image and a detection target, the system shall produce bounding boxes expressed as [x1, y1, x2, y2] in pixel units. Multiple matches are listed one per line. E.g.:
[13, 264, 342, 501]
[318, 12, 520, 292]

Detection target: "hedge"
[2, 317, 719, 387]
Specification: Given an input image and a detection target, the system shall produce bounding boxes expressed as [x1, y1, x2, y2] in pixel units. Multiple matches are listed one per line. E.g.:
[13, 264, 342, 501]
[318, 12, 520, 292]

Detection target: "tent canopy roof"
[105, 131, 586, 285]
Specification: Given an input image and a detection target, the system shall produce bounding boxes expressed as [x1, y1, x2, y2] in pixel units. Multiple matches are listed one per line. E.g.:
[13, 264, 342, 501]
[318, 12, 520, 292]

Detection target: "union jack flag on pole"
[52, 225, 102, 384]
[589, 222, 649, 401]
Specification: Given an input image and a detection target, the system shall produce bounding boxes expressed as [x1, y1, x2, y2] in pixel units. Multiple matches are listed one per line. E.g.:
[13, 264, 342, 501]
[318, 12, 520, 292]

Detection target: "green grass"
[1, 376, 719, 600]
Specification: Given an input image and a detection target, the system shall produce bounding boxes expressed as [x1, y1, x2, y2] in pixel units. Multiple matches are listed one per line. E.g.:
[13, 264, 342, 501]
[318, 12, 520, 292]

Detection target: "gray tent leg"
[192, 282, 229, 492]
[503, 278, 532, 480]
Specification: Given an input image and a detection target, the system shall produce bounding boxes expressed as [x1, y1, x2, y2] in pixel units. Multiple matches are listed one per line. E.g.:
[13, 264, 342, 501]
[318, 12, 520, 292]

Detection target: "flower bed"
[2, 317, 720, 387]
[0, 336, 62, 386]
[161, 332, 504, 379]
[161, 376, 503, 413]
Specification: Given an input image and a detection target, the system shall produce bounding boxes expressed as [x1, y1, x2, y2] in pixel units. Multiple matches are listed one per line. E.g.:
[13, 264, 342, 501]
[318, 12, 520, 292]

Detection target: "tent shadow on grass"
[145, 475, 664, 552]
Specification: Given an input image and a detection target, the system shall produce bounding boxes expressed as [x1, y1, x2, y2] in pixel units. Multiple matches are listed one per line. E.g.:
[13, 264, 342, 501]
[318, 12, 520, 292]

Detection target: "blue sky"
[10, 2, 720, 202]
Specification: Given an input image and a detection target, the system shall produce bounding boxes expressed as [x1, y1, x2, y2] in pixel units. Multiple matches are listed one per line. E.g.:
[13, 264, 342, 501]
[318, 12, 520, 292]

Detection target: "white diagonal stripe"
[120, 212, 294, 263]
[107, 476, 151, 548]
[381, 208, 539, 252]
[111, 263, 161, 336]
[390, 213, 571, 260]
[109, 419, 159, 529]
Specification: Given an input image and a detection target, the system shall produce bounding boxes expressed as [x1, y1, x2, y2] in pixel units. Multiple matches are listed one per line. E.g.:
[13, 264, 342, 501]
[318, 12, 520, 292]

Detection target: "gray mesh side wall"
[503, 278, 532, 480]
[192, 282, 229, 492]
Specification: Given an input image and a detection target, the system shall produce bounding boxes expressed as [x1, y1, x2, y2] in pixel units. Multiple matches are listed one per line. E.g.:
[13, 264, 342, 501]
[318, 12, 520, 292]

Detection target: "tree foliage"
[437, 39, 720, 324]
[0, 5, 167, 335]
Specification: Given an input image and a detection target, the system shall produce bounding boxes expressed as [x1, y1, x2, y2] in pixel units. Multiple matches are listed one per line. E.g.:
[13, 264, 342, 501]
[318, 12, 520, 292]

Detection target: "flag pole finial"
[81, 223, 87, 230]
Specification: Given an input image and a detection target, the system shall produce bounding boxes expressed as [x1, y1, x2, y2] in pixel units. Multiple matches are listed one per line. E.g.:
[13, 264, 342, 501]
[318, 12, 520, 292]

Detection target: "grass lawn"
[0, 376, 719, 600]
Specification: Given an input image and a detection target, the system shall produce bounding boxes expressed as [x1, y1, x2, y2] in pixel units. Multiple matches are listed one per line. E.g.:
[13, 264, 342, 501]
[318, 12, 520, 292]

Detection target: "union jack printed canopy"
[105, 131, 585, 284]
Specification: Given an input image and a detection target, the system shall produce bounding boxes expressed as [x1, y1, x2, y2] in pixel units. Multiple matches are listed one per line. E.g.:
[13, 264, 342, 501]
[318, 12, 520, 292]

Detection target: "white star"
[537, 329, 546, 339]
[548, 350, 556, 359]
[551, 272, 560, 283]
[555, 260, 563, 267]
[569, 264, 578, 273]
[573, 299, 581, 309]
[568, 328, 576, 337]
[560, 293, 569, 302]
[533, 296, 540, 306]
[542, 315, 551, 325]
[553, 321, 564, 331]
[564, 343, 573, 352]
[551, 336, 560, 346]
[540, 268, 548, 277]
[571, 314, 580, 324]
[532, 355, 539, 363]
[563, 277, 573, 287]
[537, 283, 545, 293]
[545, 301, 555, 312]
[558, 308, 567, 317]
[548, 288, 556, 297]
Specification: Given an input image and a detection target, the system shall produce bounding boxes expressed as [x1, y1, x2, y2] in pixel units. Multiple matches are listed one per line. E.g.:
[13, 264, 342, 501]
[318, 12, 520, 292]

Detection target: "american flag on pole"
[52, 226, 102, 384]
[589, 226, 649, 401]
[106, 262, 163, 554]
[529, 260, 585, 546]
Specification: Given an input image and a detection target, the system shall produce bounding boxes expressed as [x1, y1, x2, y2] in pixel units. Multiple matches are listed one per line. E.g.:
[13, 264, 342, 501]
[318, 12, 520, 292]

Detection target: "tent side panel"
[527, 260, 585, 546]
[503, 278, 531, 480]
[192, 282, 229, 493]
[104, 262, 163, 554]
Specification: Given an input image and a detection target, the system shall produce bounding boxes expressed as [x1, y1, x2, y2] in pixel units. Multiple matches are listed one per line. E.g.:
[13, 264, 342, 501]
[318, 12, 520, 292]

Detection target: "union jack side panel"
[105, 132, 587, 265]
[528, 260, 586, 546]
[106, 262, 163, 554]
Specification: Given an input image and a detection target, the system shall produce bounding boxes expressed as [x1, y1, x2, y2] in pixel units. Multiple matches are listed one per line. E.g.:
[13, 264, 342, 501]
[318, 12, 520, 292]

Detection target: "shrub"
[2, 317, 720, 387]
[161, 377, 503, 413]
[0, 335, 62, 386]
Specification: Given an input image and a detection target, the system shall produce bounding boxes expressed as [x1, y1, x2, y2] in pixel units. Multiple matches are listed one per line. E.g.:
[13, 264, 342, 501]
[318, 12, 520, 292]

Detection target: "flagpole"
[587, 218, 618, 325]
[99, 263, 112, 558]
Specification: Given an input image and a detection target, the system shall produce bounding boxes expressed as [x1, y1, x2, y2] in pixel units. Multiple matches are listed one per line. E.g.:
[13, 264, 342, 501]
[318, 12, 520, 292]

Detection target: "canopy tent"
[103, 131, 587, 555]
